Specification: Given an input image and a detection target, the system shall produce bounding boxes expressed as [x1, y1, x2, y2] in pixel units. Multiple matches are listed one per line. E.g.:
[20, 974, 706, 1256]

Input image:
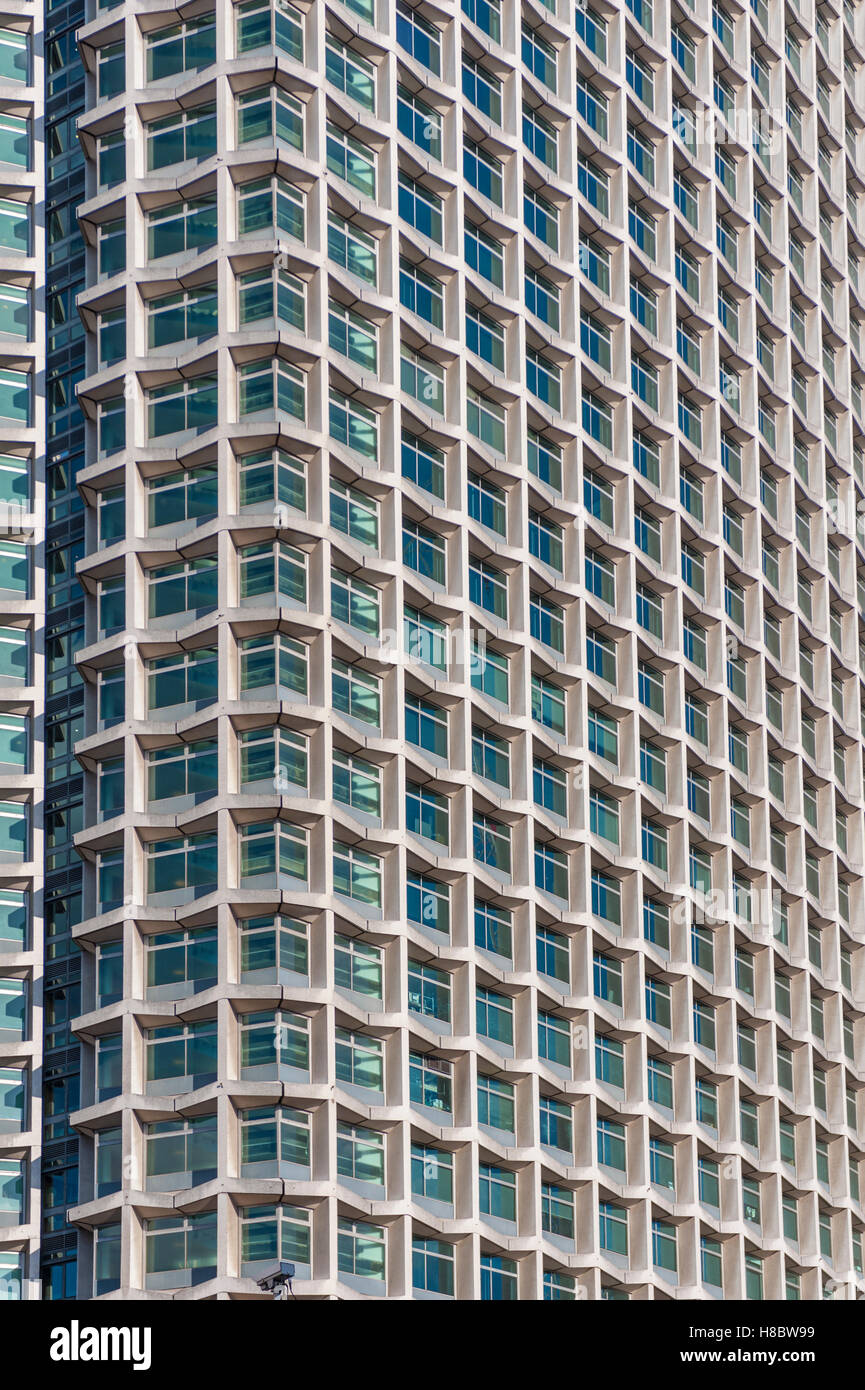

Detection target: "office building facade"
[1, 0, 865, 1300]
[0, 0, 48, 1304]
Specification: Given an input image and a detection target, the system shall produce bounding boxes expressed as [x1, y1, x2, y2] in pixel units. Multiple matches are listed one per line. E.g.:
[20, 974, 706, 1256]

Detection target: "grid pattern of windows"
[0, 6, 42, 1304]
[60, 0, 865, 1303]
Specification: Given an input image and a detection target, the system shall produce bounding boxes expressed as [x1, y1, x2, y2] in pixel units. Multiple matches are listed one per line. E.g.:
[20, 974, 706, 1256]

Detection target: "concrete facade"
[5, 0, 861, 1299]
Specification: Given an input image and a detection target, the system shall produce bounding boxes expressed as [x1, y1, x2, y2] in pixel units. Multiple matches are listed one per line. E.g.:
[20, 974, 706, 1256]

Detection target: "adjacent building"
[0, 0, 47, 1303]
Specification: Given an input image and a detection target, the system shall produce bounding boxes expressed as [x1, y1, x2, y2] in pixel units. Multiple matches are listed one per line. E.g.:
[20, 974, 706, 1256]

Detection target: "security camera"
[256, 1260, 296, 1300]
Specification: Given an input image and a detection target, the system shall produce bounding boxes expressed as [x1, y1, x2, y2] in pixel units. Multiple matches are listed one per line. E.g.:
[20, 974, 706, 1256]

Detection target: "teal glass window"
[147, 104, 217, 169]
